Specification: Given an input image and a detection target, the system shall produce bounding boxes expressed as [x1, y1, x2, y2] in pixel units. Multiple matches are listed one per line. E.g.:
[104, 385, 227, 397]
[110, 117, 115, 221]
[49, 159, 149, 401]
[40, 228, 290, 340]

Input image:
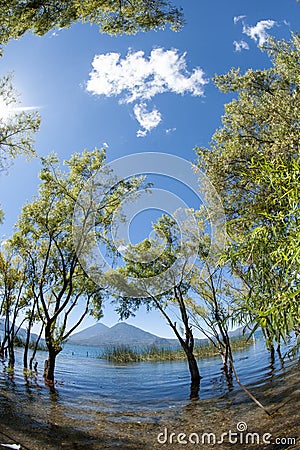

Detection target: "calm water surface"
[0, 337, 297, 418]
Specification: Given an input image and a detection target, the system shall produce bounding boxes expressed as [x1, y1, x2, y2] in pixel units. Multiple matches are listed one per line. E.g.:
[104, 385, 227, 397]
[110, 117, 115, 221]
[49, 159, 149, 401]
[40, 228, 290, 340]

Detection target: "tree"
[196, 35, 300, 349]
[0, 243, 29, 370]
[0, 74, 40, 221]
[0, 74, 40, 171]
[226, 156, 300, 354]
[189, 265, 238, 382]
[0, 0, 184, 48]
[106, 211, 208, 398]
[12, 148, 141, 382]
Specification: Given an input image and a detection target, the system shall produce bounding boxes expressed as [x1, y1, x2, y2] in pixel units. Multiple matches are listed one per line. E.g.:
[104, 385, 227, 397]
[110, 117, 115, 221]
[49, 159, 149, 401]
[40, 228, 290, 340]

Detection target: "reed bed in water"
[100, 337, 252, 362]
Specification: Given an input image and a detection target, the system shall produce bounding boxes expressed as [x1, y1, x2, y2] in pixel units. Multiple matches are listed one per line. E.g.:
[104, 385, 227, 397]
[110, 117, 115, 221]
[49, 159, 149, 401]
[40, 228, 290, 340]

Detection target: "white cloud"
[133, 103, 162, 137]
[233, 40, 250, 52]
[87, 48, 207, 104]
[234, 15, 246, 24]
[166, 127, 176, 135]
[102, 142, 109, 148]
[242, 20, 276, 46]
[86, 48, 207, 135]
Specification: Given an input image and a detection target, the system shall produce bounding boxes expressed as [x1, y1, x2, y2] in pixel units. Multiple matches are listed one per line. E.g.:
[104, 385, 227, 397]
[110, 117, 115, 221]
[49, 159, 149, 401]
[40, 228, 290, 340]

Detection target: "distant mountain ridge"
[69, 323, 109, 345]
[0, 319, 254, 349]
[68, 322, 253, 347]
[0, 318, 44, 344]
[68, 322, 172, 347]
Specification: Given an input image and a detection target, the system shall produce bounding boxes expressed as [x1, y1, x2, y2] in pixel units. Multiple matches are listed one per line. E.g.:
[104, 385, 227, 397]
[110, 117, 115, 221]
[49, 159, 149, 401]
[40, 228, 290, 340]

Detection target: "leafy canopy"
[11, 148, 142, 358]
[0, 74, 40, 222]
[0, 0, 184, 47]
[196, 35, 300, 343]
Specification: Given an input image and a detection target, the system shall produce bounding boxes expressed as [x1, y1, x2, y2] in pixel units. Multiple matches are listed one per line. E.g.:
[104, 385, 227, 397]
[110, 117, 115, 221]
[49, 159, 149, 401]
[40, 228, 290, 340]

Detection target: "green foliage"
[10, 148, 143, 379]
[0, 242, 33, 370]
[108, 208, 236, 381]
[197, 35, 300, 226]
[0, 0, 184, 48]
[227, 156, 300, 342]
[0, 74, 40, 167]
[196, 35, 300, 345]
[0, 74, 40, 221]
[0, 243, 30, 318]
[13, 334, 47, 351]
[109, 210, 201, 316]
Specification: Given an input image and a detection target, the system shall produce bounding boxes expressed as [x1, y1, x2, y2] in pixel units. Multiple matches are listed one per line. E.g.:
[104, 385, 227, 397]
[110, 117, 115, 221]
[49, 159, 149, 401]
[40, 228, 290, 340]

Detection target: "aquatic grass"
[100, 337, 253, 362]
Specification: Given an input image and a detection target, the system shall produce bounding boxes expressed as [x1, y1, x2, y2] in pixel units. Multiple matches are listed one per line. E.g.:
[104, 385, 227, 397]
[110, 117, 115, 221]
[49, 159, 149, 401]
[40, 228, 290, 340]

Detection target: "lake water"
[1, 336, 297, 418]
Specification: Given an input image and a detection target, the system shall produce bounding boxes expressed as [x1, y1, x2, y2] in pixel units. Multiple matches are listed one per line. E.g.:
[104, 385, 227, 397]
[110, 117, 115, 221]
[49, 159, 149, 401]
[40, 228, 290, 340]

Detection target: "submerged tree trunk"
[29, 324, 44, 371]
[8, 339, 15, 370]
[0, 335, 8, 358]
[221, 333, 233, 376]
[269, 344, 275, 365]
[43, 347, 60, 382]
[186, 351, 200, 383]
[264, 328, 275, 364]
[23, 302, 37, 370]
[23, 324, 32, 371]
[218, 330, 234, 388]
[8, 345, 15, 370]
[174, 286, 201, 398]
[149, 286, 201, 398]
[44, 323, 62, 382]
[185, 349, 201, 398]
[1, 316, 10, 358]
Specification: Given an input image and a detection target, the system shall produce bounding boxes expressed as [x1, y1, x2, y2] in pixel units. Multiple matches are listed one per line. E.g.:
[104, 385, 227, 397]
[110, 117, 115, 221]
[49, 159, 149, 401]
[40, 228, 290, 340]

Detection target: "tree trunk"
[174, 286, 201, 398]
[264, 328, 275, 364]
[220, 347, 233, 388]
[44, 321, 61, 382]
[269, 345, 275, 365]
[23, 326, 31, 371]
[8, 339, 15, 370]
[23, 304, 36, 370]
[2, 316, 10, 357]
[185, 349, 201, 399]
[43, 348, 57, 382]
[187, 351, 200, 383]
[0, 336, 7, 358]
[29, 324, 44, 371]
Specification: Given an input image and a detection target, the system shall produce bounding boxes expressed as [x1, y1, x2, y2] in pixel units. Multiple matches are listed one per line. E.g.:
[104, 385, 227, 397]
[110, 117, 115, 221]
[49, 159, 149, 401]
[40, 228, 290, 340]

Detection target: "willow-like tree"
[189, 264, 240, 382]
[0, 0, 183, 48]
[225, 156, 300, 356]
[12, 148, 141, 382]
[0, 243, 30, 370]
[106, 211, 205, 398]
[196, 35, 300, 351]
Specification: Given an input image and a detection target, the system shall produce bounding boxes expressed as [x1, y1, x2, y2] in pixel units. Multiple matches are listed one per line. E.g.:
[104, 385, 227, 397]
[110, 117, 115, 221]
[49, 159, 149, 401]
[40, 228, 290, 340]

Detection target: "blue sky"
[0, 0, 299, 337]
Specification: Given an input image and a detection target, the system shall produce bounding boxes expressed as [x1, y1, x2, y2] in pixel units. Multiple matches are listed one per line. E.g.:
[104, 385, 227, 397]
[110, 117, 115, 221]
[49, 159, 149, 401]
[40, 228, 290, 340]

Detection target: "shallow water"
[0, 337, 297, 418]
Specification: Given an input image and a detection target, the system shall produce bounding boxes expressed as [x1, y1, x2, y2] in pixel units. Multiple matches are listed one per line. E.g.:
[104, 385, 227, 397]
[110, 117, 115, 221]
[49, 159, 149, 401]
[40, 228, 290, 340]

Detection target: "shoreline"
[0, 361, 299, 449]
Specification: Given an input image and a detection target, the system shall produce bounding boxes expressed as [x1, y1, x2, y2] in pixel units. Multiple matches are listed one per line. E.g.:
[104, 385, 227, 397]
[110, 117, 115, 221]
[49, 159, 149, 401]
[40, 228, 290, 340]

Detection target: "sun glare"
[0, 99, 12, 122]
